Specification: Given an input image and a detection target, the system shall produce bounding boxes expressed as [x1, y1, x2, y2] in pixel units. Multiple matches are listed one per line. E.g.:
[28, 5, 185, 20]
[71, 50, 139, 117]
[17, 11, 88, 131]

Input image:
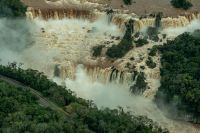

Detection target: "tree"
[92, 45, 105, 57]
[155, 33, 200, 123]
[106, 19, 134, 58]
[0, 0, 26, 17]
[123, 0, 132, 5]
[135, 38, 149, 47]
[0, 66, 166, 132]
[146, 57, 156, 69]
[130, 72, 147, 94]
[171, 0, 193, 10]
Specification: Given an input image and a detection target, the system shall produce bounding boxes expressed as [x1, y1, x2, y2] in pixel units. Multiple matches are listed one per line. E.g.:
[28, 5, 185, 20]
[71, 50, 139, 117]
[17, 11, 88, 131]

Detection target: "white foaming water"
[0, 15, 200, 133]
[162, 19, 200, 37]
[55, 65, 199, 133]
[0, 16, 122, 76]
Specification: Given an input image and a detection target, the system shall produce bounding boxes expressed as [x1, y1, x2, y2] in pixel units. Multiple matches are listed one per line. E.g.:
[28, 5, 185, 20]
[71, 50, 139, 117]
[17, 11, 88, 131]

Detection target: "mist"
[162, 19, 200, 37]
[0, 15, 121, 75]
[53, 65, 198, 133]
[0, 18, 33, 51]
[0, 15, 199, 133]
[0, 18, 31, 65]
[0, 18, 60, 76]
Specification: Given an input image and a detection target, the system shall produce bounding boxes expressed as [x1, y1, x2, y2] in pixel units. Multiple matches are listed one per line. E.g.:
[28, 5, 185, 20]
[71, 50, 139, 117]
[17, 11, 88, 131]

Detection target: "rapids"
[0, 0, 200, 132]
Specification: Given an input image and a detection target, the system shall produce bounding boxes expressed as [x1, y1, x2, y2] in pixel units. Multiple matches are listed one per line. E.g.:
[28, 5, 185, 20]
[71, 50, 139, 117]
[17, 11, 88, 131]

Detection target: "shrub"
[92, 45, 105, 57]
[171, 0, 193, 10]
[146, 57, 156, 69]
[149, 45, 163, 56]
[123, 0, 132, 5]
[106, 19, 134, 58]
[135, 38, 149, 47]
[130, 72, 147, 94]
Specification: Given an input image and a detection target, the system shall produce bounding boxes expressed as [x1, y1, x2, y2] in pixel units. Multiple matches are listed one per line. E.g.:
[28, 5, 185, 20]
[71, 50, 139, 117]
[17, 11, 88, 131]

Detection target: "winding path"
[0, 75, 69, 117]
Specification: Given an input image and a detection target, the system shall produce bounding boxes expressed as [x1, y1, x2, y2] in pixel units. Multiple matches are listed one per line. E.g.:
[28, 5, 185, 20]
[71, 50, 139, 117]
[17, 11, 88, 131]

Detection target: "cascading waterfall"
[54, 63, 134, 85]
[61, 65, 200, 133]
[6, 0, 199, 132]
[110, 11, 200, 31]
[23, 2, 200, 97]
[25, 3, 200, 32]
[26, 7, 102, 20]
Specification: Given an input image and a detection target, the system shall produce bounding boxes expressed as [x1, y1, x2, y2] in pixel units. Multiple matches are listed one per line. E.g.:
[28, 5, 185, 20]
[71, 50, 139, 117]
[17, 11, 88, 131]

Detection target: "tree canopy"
[0, 64, 166, 133]
[155, 33, 200, 123]
[170, 0, 193, 10]
[106, 19, 134, 58]
[0, 0, 26, 17]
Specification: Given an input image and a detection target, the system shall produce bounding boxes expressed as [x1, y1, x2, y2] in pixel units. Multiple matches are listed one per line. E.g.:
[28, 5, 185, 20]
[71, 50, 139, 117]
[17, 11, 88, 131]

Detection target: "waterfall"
[2, 1, 200, 131]
[111, 12, 200, 32]
[55, 63, 134, 85]
[25, 1, 200, 33]
[26, 7, 101, 20]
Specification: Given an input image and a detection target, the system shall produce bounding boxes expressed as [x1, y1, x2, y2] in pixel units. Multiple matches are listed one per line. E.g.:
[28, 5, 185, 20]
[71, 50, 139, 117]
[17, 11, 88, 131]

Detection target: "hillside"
[0, 66, 165, 133]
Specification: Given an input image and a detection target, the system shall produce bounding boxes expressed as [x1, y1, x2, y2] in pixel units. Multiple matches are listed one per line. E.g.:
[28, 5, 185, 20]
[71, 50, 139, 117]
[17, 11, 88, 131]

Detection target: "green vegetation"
[147, 12, 162, 42]
[0, 64, 166, 132]
[0, 63, 84, 107]
[147, 27, 159, 42]
[135, 38, 149, 47]
[92, 45, 105, 57]
[146, 57, 156, 69]
[0, 80, 91, 132]
[155, 33, 200, 123]
[106, 20, 134, 58]
[149, 45, 162, 56]
[0, 0, 26, 17]
[123, 0, 132, 5]
[171, 0, 193, 10]
[149, 47, 158, 56]
[130, 72, 147, 94]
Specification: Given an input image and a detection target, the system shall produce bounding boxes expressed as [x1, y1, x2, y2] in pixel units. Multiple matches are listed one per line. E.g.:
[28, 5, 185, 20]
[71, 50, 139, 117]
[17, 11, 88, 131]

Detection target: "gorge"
[0, 0, 200, 133]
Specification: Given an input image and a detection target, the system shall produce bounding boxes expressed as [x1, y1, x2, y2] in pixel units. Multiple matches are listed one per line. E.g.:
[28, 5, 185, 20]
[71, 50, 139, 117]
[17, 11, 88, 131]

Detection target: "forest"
[0, 64, 166, 133]
[155, 33, 200, 123]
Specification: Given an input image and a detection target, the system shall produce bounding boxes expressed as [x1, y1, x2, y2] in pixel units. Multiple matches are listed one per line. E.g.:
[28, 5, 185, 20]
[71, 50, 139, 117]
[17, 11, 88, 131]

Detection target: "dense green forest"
[0, 64, 166, 133]
[155, 33, 200, 123]
[0, 64, 82, 107]
[0, 80, 90, 132]
[0, 0, 26, 17]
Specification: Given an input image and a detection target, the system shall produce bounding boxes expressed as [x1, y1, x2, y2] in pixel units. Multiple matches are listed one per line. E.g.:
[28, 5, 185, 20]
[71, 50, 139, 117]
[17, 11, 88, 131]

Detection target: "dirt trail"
[0, 75, 69, 116]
